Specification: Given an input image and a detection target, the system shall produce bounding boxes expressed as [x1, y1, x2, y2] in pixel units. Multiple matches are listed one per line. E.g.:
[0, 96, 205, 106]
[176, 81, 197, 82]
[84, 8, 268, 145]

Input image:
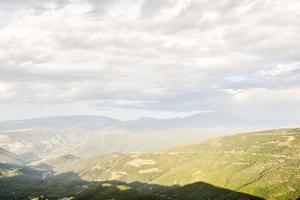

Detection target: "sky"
[0, 0, 299, 122]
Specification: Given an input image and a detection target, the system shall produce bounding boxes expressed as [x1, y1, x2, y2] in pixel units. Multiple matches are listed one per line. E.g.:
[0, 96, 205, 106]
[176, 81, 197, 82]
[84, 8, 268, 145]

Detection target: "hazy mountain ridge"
[0, 115, 250, 160]
[0, 114, 298, 131]
[0, 126, 223, 160]
[0, 116, 121, 131]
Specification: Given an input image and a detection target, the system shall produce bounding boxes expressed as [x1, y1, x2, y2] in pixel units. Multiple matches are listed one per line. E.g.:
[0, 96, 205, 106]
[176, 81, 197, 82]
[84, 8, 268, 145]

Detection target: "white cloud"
[258, 63, 300, 77]
[0, 0, 299, 122]
[230, 87, 300, 120]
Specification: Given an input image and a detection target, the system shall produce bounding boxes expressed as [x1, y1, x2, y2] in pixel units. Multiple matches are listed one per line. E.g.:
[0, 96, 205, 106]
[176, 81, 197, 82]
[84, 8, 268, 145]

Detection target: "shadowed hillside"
[76, 181, 265, 200]
[0, 165, 264, 200]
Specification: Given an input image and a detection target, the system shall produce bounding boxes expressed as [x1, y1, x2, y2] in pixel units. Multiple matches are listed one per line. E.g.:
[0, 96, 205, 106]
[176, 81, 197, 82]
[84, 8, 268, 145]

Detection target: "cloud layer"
[0, 0, 299, 122]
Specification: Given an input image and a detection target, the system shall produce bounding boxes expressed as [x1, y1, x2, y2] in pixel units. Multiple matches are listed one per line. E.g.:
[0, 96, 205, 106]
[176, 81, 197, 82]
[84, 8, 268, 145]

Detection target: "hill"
[47, 128, 300, 200]
[0, 164, 263, 200]
[0, 122, 227, 160]
[0, 147, 25, 165]
[1, 115, 297, 160]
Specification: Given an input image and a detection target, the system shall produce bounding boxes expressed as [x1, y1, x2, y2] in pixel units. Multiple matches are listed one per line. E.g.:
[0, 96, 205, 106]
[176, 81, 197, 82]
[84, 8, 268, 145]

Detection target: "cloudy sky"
[0, 0, 299, 123]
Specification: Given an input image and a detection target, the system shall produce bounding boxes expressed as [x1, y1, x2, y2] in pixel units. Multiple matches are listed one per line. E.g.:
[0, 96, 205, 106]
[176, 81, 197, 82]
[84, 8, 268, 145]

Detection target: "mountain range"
[1, 114, 298, 161]
[0, 114, 241, 161]
[0, 127, 300, 199]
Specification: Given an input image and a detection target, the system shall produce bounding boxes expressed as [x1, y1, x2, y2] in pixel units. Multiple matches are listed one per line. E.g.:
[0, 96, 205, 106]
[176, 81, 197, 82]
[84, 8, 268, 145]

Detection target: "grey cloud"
[0, 0, 33, 5]
[140, 0, 175, 17]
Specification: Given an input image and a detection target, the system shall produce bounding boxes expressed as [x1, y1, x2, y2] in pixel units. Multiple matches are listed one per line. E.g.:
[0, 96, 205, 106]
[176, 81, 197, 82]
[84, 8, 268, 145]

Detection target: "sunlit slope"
[0, 147, 24, 165]
[58, 128, 300, 200]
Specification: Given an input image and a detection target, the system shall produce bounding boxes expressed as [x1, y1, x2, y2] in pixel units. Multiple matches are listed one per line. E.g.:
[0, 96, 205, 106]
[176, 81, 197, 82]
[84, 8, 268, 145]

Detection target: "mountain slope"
[0, 163, 262, 200]
[0, 147, 24, 165]
[49, 128, 300, 200]
[0, 170, 263, 200]
[0, 125, 223, 159]
[2, 115, 297, 160]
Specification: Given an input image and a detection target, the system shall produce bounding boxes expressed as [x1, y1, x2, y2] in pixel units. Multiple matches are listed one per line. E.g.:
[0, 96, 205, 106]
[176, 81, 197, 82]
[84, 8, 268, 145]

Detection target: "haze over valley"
[0, 0, 300, 199]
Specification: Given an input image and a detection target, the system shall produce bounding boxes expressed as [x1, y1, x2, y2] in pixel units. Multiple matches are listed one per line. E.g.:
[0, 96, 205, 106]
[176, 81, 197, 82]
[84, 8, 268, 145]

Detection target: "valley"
[1, 127, 300, 199]
[0, 115, 253, 160]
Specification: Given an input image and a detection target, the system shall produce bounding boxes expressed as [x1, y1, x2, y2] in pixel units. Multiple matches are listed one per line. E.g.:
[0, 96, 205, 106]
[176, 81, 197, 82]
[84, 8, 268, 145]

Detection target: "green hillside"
[49, 128, 300, 200]
[0, 167, 263, 200]
[1, 128, 300, 199]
